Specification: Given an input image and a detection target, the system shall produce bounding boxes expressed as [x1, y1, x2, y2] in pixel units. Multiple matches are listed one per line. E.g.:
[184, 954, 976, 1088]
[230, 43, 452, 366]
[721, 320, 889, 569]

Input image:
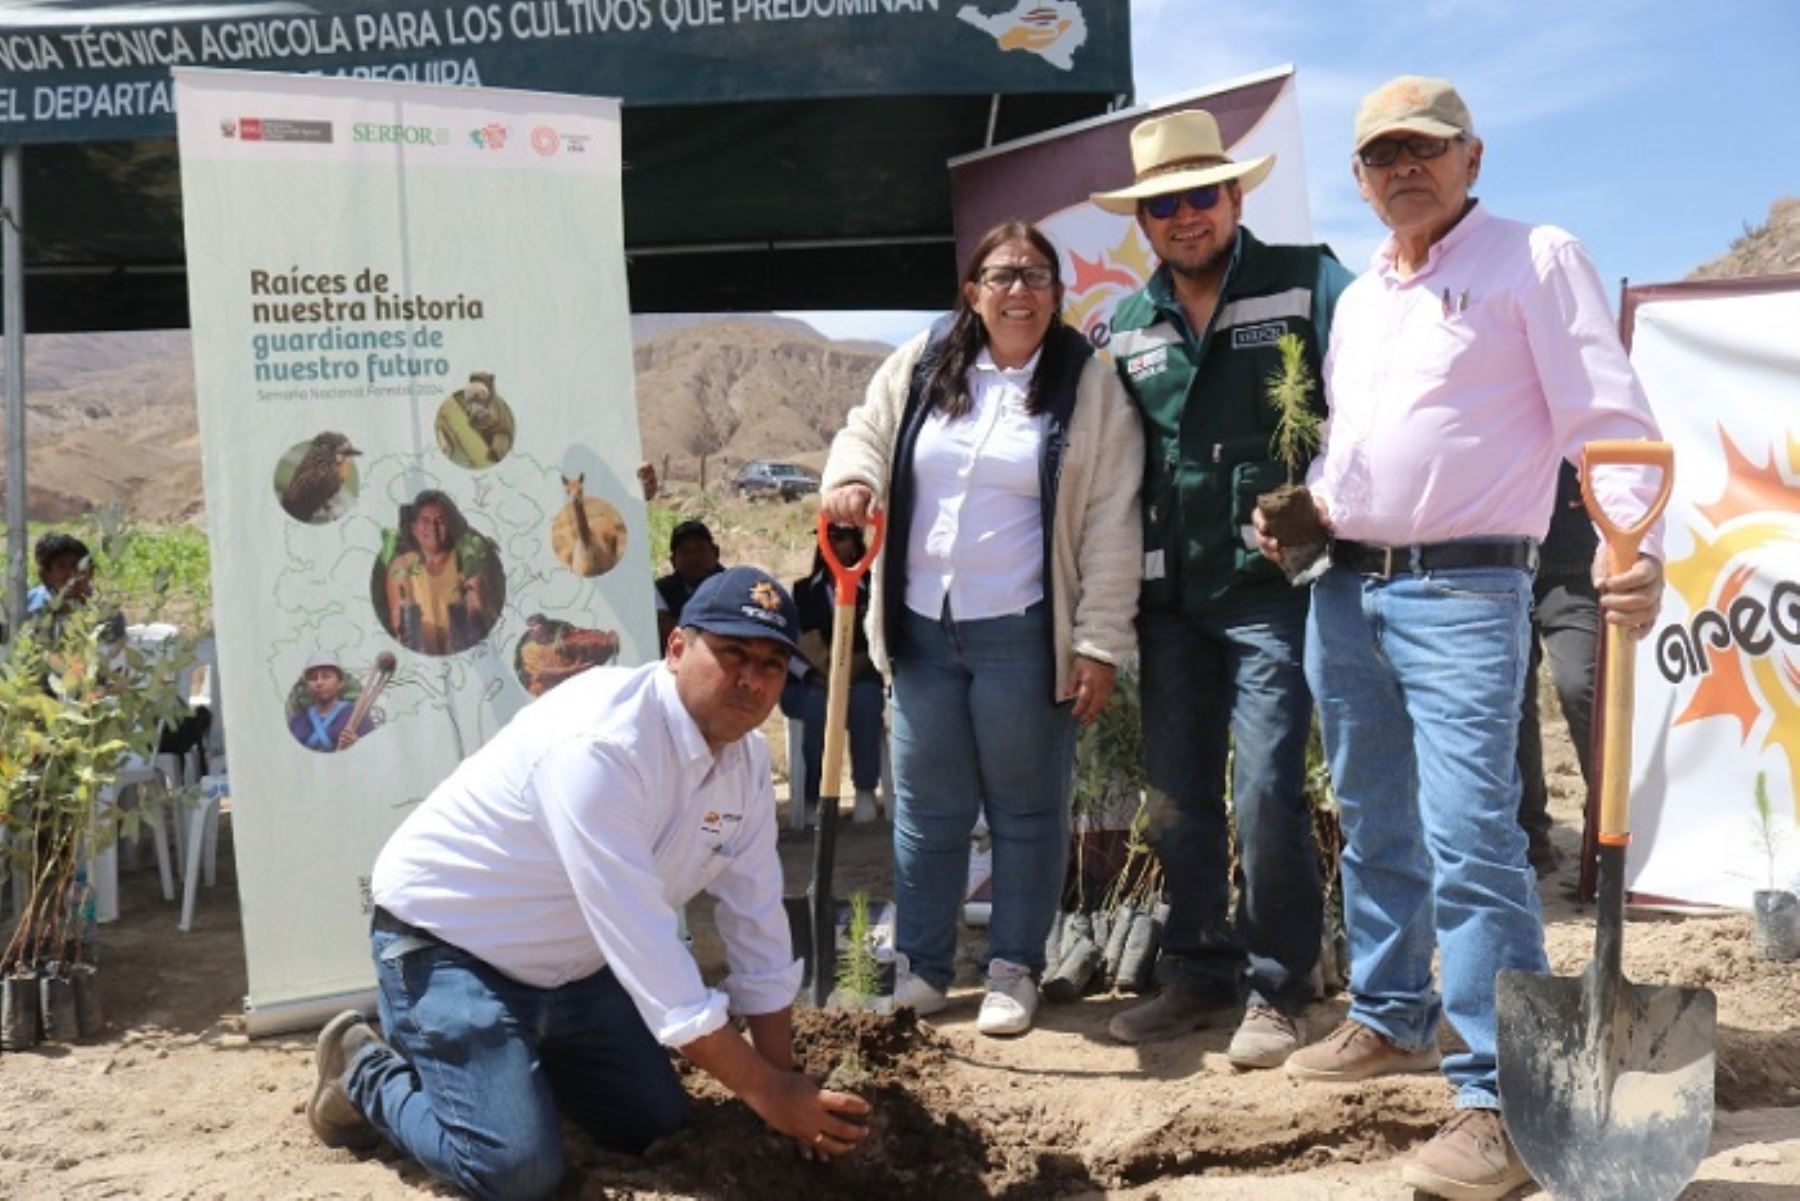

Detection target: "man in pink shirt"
[1255, 76, 1666, 1201]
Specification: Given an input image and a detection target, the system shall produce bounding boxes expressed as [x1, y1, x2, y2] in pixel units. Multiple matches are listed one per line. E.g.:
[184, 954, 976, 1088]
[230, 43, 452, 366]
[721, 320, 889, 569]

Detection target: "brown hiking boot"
[1284, 1017, 1440, 1081]
[1401, 1108, 1533, 1200]
[308, 1010, 381, 1151]
[1106, 986, 1239, 1044]
[1226, 1004, 1305, 1070]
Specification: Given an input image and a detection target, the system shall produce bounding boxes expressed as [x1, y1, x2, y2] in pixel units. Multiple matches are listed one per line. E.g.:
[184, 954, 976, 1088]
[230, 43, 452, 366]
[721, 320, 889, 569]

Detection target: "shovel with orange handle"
[1497, 439, 1716, 1200]
[803, 508, 885, 1006]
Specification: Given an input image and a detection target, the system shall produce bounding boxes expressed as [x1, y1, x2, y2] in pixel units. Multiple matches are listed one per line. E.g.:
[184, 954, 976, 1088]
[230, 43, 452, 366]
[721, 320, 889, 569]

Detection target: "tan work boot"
[1401, 1108, 1533, 1200]
[1284, 1017, 1441, 1081]
[308, 1010, 381, 1151]
[1106, 986, 1238, 1044]
[1226, 1003, 1305, 1069]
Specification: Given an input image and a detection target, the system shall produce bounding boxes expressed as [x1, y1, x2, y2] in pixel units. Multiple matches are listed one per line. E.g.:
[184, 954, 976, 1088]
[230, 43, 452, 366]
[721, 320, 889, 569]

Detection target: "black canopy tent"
[0, 0, 1133, 331]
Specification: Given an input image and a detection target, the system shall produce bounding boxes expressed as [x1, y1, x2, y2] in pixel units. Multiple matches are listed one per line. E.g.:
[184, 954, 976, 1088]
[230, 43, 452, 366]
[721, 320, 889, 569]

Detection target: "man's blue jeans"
[1305, 562, 1550, 1109]
[347, 926, 687, 1201]
[1139, 594, 1321, 1012]
[780, 675, 885, 806]
[890, 604, 1078, 991]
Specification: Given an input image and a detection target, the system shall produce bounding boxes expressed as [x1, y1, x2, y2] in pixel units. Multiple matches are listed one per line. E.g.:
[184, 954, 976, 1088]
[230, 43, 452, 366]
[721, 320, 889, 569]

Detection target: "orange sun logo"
[1658, 426, 1800, 820]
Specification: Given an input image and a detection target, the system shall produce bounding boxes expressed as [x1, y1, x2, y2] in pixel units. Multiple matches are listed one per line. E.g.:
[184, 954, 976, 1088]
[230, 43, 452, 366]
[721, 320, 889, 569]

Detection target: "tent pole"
[1, 144, 24, 639]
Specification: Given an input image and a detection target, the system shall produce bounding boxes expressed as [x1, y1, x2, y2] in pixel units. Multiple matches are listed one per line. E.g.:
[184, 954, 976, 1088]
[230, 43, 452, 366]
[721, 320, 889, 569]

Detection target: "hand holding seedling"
[1252, 492, 1331, 564]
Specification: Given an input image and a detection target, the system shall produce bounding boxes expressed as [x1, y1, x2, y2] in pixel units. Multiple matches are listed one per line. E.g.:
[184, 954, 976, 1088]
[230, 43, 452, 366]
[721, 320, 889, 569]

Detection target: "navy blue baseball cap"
[681, 565, 802, 653]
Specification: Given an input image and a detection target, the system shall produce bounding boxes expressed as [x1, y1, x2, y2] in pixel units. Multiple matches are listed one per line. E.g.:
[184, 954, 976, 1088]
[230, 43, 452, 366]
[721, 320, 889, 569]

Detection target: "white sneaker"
[852, 789, 879, 823]
[890, 954, 948, 1016]
[976, 958, 1038, 1037]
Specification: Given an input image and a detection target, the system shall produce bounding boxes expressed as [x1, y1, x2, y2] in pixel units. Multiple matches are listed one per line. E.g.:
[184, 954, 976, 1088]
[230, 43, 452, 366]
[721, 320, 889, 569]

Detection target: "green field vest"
[1111, 229, 1333, 614]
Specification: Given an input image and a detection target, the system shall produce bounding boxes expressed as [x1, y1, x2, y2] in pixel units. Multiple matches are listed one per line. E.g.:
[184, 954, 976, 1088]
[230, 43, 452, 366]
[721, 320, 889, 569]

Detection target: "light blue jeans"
[1305, 562, 1549, 1109]
[347, 925, 687, 1200]
[890, 603, 1079, 992]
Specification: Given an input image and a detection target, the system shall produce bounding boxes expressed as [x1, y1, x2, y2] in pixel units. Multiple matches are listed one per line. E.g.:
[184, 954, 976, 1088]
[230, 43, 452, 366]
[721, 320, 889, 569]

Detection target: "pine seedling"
[835, 891, 881, 1007]
[1263, 333, 1323, 484]
[1750, 771, 1787, 892]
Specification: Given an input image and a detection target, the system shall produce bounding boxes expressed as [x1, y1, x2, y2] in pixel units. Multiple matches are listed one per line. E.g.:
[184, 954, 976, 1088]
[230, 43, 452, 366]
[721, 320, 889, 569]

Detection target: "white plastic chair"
[784, 713, 895, 831]
[89, 757, 177, 925]
[178, 774, 226, 932]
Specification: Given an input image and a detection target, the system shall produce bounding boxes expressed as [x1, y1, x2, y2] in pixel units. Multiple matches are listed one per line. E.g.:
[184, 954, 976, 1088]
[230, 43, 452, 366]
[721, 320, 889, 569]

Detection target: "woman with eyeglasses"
[819, 219, 1144, 1037]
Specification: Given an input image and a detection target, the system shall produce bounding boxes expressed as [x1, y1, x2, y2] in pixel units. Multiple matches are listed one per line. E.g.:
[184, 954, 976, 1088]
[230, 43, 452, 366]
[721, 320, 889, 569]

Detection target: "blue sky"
[787, 0, 1800, 345]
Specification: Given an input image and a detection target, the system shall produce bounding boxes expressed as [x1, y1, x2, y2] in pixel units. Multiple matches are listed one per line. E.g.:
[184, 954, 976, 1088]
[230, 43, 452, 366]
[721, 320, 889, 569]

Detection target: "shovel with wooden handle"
[1497, 439, 1715, 1201]
[806, 508, 885, 1006]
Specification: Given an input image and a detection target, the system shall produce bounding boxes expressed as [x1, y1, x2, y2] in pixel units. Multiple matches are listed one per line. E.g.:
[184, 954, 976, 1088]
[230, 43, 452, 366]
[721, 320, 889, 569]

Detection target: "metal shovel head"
[1497, 964, 1716, 1201]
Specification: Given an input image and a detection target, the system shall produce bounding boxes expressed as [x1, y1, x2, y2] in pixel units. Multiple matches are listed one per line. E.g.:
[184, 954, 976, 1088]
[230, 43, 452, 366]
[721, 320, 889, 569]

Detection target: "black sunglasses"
[1140, 185, 1223, 220]
[1357, 134, 1462, 169]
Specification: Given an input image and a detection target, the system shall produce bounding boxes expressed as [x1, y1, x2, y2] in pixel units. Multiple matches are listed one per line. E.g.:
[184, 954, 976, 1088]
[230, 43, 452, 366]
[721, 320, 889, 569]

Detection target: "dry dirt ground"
[2, 727, 1797, 1200]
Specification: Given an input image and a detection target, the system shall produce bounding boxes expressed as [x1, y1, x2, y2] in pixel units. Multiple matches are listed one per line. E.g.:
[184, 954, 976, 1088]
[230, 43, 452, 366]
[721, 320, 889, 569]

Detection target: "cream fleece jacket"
[821, 329, 1144, 701]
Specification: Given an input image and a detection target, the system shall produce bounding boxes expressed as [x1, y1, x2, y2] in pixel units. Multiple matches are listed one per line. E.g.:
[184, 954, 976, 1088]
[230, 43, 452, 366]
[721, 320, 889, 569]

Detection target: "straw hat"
[1090, 110, 1275, 215]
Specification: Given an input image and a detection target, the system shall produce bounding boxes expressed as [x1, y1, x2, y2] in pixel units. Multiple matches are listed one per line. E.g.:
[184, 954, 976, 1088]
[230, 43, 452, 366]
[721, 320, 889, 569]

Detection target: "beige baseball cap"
[1353, 75, 1474, 151]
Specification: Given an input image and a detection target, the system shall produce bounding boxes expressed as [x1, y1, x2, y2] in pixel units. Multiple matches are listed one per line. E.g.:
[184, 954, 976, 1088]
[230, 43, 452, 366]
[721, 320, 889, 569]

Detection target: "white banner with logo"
[175, 69, 653, 1028]
[1625, 283, 1800, 908]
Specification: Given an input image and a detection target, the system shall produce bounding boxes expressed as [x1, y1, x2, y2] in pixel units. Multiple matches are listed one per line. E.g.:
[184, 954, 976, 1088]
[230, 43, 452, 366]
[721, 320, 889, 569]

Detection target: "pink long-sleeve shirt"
[1309, 203, 1664, 561]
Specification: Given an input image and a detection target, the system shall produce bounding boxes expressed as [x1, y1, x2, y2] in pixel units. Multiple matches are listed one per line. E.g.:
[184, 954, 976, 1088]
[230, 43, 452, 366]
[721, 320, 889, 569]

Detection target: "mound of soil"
[566, 1008, 1093, 1199]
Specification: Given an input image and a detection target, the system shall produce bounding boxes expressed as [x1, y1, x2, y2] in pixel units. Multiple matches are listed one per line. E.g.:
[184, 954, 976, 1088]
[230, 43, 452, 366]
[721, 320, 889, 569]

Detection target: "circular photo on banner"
[514, 614, 621, 697]
[286, 649, 392, 753]
[550, 473, 628, 577]
[434, 371, 516, 470]
[273, 432, 361, 524]
[369, 490, 507, 656]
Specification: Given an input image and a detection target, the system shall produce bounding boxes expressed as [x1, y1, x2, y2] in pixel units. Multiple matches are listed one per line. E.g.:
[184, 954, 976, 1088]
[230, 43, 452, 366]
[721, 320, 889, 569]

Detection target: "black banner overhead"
[0, 0, 1130, 145]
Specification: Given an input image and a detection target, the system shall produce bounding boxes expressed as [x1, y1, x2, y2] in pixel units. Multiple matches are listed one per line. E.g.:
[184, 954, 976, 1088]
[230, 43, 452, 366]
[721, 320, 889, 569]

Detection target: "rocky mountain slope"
[0, 317, 889, 524]
[1689, 198, 1800, 281]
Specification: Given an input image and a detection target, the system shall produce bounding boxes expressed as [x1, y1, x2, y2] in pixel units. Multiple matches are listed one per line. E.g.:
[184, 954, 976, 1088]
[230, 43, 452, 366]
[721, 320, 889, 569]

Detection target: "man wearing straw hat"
[1090, 110, 1354, 1066]
[1258, 75, 1667, 1199]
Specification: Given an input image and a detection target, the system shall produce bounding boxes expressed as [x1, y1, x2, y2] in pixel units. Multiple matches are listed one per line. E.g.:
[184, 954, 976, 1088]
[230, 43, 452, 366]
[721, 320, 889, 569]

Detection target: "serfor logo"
[354, 123, 449, 146]
[957, 1, 1089, 71]
[530, 126, 560, 157]
[1655, 428, 1800, 820]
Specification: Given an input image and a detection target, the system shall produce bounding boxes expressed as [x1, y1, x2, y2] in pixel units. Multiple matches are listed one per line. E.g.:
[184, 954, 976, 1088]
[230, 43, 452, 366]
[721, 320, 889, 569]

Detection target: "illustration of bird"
[280, 432, 361, 524]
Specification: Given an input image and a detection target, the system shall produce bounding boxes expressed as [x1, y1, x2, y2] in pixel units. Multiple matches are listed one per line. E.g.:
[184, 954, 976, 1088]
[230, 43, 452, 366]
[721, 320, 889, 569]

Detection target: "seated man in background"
[654, 519, 726, 651]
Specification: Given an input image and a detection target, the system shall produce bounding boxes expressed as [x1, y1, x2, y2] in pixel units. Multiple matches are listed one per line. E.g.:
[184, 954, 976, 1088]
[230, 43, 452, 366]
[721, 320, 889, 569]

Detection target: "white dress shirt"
[370, 662, 801, 1048]
[904, 348, 1048, 622]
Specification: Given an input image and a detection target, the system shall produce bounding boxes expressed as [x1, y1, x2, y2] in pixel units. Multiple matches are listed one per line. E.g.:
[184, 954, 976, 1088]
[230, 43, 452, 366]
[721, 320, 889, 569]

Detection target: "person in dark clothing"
[654, 519, 725, 651]
[782, 525, 886, 825]
[1515, 461, 1601, 876]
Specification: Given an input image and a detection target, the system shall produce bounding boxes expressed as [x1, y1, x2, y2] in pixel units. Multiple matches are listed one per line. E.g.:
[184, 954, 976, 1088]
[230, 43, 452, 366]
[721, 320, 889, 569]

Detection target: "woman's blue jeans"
[779, 675, 886, 805]
[890, 603, 1078, 991]
[1305, 562, 1550, 1110]
[346, 926, 687, 1201]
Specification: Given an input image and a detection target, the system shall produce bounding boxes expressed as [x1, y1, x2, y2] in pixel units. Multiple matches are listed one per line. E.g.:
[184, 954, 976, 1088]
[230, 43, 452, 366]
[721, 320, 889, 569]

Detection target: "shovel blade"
[1497, 967, 1716, 1201]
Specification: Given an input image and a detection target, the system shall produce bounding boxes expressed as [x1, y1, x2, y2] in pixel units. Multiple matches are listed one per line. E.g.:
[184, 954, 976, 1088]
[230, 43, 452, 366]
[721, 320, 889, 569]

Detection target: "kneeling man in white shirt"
[306, 566, 871, 1200]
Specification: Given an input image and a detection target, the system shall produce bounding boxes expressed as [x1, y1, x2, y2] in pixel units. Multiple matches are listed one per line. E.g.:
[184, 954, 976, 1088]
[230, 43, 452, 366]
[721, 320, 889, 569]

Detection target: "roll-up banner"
[175, 68, 651, 1030]
[1624, 277, 1800, 909]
